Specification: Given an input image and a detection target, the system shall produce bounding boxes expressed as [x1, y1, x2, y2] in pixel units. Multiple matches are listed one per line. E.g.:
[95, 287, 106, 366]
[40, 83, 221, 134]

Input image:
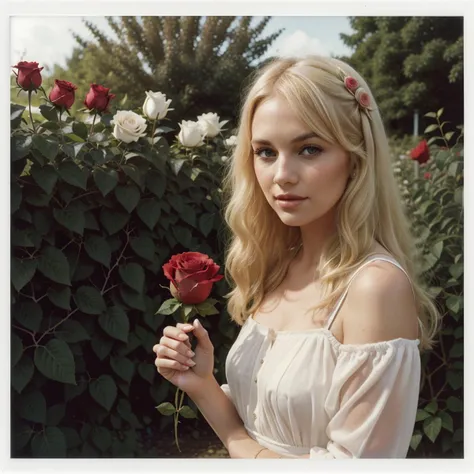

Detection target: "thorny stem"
[89, 113, 97, 137]
[27, 90, 37, 134]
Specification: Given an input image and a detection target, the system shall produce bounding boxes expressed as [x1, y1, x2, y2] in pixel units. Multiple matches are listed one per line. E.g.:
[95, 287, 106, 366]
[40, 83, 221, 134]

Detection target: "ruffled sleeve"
[310, 338, 421, 459]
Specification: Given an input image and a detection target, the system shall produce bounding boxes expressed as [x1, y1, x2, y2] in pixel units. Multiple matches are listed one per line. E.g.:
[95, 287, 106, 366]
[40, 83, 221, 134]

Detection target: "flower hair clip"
[336, 67, 375, 119]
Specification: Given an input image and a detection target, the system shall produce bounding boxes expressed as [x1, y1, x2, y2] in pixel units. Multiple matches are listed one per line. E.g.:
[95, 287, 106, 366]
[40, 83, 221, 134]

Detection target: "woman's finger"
[155, 357, 190, 372]
[156, 336, 195, 358]
[163, 324, 193, 342]
[155, 344, 196, 367]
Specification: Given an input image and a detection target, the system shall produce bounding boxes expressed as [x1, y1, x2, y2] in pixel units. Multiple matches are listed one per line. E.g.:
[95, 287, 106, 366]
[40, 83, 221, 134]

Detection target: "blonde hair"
[220, 55, 442, 352]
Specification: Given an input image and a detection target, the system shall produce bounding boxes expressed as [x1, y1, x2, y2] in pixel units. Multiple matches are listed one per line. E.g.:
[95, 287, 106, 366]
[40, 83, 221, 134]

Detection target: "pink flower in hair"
[344, 76, 359, 92]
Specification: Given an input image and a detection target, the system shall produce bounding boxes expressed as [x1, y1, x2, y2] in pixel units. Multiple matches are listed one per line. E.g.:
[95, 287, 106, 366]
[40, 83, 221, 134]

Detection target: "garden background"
[10, 16, 463, 458]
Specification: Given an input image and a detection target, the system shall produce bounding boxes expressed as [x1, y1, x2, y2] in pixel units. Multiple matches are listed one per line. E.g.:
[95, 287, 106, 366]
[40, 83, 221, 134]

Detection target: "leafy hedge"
[10, 102, 236, 457]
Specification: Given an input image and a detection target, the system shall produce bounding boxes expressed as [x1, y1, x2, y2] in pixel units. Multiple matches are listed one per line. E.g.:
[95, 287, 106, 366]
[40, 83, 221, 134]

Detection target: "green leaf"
[415, 409, 431, 422]
[119, 263, 145, 293]
[30, 164, 58, 194]
[130, 236, 155, 262]
[179, 405, 197, 419]
[449, 263, 463, 280]
[98, 306, 130, 343]
[449, 343, 463, 358]
[13, 301, 42, 332]
[423, 416, 442, 443]
[11, 135, 32, 161]
[47, 404, 66, 426]
[18, 389, 46, 424]
[156, 402, 176, 416]
[91, 333, 114, 361]
[39, 104, 59, 121]
[74, 286, 106, 315]
[150, 381, 169, 405]
[168, 195, 184, 213]
[437, 107, 444, 118]
[438, 411, 454, 433]
[38, 246, 71, 285]
[34, 338, 76, 384]
[12, 332, 23, 368]
[180, 204, 196, 228]
[57, 161, 88, 190]
[454, 326, 463, 339]
[91, 426, 112, 452]
[170, 158, 186, 176]
[11, 257, 37, 291]
[84, 211, 100, 231]
[89, 375, 117, 411]
[195, 301, 219, 316]
[446, 396, 463, 413]
[63, 142, 86, 159]
[12, 419, 34, 452]
[156, 298, 181, 316]
[53, 205, 85, 235]
[447, 370, 463, 390]
[100, 208, 130, 235]
[31, 427, 67, 458]
[121, 163, 144, 189]
[32, 135, 59, 161]
[11, 181, 22, 213]
[446, 295, 461, 315]
[410, 431, 423, 451]
[110, 356, 135, 383]
[199, 213, 215, 237]
[61, 427, 82, 449]
[424, 401, 438, 414]
[72, 121, 88, 139]
[47, 285, 71, 310]
[424, 124, 438, 134]
[424, 112, 437, 118]
[12, 355, 34, 394]
[136, 198, 161, 230]
[146, 170, 166, 198]
[11, 103, 26, 128]
[120, 286, 146, 311]
[172, 225, 192, 248]
[93, 168, 119, 197]
[55, 320, 90, 343]
[138, 362, 155, 384]
[24, 188, 51, 207]
[135, 325, 156, 352]
[114, 183, 141, 212]
[84, 235, 111, 268]
[432, 241, 443, 259]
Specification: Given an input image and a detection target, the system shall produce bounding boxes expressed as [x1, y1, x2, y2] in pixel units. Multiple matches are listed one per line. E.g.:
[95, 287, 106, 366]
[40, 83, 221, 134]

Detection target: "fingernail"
[184, 325, 193, 330]
[179, 334, 188, 340]
[187, 360, 196, 367]
[187, 350, 195, 357]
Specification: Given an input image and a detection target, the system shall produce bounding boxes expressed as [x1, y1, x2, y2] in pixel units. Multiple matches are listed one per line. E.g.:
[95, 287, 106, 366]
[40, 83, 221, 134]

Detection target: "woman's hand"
[153, 318, 215, 396]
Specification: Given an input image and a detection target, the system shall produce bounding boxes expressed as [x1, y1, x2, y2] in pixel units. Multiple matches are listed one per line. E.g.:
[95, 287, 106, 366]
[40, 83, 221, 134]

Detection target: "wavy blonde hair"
[220, 55, 442, 352]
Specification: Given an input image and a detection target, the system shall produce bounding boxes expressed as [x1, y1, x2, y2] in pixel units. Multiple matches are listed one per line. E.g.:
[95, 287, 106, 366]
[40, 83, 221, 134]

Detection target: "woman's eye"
[301, 145, 322, 156]
[254, 148, 275, 159]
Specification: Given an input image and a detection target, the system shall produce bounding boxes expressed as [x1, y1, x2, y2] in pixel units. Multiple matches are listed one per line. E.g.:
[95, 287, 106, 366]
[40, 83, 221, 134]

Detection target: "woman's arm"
[189, 376, 308, 458]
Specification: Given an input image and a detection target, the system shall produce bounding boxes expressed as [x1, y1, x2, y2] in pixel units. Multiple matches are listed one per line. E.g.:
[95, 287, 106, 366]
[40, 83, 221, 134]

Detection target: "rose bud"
[12, 61, 44, 91]
[49, 79, 78, 109]
[409, 139, 430, 165]
[84, 83, 116, 113]
[143, 91, 173, 120]
[163, 252, 224, 305]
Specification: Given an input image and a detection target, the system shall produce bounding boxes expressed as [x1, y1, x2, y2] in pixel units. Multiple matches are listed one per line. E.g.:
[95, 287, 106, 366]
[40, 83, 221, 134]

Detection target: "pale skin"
[153, 94, 419, 458]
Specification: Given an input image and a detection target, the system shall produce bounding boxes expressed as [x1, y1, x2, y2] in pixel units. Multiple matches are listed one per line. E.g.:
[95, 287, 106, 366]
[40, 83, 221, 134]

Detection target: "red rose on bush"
[12, 61, 44, 90]
[49, 79, 78, 109]
[424, 172, 432, 180]
[410, 139, 430, 165]
[84, 83, 116, 113]
[163, 252, 224, 305]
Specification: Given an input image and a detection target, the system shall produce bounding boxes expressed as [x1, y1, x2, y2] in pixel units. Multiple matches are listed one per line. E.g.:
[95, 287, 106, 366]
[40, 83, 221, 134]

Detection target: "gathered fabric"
[220, 254, 421, 458]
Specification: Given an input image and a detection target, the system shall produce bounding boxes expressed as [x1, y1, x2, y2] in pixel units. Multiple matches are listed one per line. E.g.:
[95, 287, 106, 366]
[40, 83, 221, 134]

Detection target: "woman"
[152, 55, 441, 458]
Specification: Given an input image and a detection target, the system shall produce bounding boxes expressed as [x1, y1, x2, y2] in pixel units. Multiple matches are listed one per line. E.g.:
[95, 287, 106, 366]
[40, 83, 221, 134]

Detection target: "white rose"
[197, 112, 229, 138]
[142, 91, 173, 120]
[224, 135, 238, 147]
[112, 110, 147, 143]
[221, 156, 229, 162]
[177, 120, 205, 148]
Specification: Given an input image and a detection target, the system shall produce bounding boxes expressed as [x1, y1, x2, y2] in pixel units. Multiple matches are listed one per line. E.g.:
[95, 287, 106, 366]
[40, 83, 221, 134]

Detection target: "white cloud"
[268, 30, 330, 58]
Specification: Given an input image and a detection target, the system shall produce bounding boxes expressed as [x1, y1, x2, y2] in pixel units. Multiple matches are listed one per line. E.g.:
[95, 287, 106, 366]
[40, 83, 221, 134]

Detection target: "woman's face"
[251, 95, 352, 228]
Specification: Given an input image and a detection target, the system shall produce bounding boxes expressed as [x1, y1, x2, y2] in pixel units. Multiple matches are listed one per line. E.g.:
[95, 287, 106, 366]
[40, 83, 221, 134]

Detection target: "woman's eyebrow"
[251, 132, 319, 146]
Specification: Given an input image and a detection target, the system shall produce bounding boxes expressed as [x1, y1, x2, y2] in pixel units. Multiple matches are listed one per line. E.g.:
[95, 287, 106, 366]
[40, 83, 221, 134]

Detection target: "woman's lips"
[275, 197, 307, 209]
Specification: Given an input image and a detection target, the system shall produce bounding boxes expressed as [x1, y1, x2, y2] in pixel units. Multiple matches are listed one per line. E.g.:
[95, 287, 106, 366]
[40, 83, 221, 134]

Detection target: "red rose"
[410, 139, 430, 165]
[49, 79, 78, 109]
[344, 76, 359, 92]
[12, 61, 44, 90]
[84, 83, 116, 113]
[163, 252, 224, 305]
[424, 172, 432, 180]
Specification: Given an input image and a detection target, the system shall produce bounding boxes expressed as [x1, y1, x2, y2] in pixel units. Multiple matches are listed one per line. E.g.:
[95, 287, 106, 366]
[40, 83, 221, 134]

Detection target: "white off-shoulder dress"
[220, 254, 421, 458]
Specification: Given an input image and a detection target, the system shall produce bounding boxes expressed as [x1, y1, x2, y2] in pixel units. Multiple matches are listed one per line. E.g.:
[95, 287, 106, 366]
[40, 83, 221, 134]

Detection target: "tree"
[338, 17, 463, 137]
[51, 17, 283, 127]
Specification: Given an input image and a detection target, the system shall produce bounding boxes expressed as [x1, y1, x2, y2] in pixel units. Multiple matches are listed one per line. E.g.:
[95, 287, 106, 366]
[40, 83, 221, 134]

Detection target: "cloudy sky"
[10, 16, 354, 72]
